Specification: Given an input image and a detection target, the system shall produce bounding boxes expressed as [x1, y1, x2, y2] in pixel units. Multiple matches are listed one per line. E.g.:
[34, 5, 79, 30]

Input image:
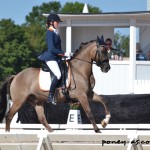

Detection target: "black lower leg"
[47, 76, 58, 103]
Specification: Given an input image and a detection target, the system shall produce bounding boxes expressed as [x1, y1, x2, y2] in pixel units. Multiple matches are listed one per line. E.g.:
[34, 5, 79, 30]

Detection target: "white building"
[43, 4, 150, 95]
[147, 0, 150, 11]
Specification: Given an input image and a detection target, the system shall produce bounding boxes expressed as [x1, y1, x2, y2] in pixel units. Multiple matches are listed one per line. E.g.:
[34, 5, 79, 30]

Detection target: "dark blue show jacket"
[38, 29, 64, 62]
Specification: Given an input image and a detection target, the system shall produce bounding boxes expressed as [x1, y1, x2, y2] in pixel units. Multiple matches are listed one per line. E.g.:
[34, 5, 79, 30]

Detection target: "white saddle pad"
[39, 69, 51, 91]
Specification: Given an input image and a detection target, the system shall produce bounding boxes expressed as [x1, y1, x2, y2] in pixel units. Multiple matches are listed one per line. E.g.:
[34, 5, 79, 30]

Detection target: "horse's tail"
[0, 75, 15, 122]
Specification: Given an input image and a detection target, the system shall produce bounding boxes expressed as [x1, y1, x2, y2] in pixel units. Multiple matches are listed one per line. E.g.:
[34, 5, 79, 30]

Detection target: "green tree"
[61, 2, 101, 13]
[25, 1, 61, 26]
[23, 24, 46, 58]
[114, 31, 129, 57]
[0, 19, 33, 81]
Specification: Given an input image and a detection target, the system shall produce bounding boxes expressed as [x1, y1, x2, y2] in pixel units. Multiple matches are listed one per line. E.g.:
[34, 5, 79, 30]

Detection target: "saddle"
[39, 60, 71, 99]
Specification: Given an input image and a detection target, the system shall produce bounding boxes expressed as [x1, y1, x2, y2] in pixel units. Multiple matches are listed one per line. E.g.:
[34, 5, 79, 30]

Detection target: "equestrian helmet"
[47, 13, 62, 23]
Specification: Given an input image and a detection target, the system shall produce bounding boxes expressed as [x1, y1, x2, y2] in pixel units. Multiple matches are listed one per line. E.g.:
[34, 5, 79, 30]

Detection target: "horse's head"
[94, 35, 110, 73]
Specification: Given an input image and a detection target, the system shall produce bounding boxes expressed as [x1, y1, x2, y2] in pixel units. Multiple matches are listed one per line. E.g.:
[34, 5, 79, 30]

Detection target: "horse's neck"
[75, 42, 96, 61]
[71, 42, 96, 76]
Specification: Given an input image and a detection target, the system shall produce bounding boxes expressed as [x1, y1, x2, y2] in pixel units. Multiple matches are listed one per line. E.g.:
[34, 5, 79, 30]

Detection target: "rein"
[67, 43, 109, 91]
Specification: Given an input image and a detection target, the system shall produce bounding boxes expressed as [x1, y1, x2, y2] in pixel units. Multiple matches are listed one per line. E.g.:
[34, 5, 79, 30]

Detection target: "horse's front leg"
[77, 93, 101, 133]
[93, 93, 111, 128]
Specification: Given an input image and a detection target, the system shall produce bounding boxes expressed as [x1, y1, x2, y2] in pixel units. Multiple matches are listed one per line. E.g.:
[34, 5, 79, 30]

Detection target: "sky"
[0, 0, 147, 25]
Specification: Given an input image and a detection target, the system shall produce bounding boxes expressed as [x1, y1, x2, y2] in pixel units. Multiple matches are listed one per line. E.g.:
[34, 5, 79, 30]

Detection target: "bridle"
[67, 44, 109, 91]
[72, 45, 109, 68]
[94, 45, 109, 67]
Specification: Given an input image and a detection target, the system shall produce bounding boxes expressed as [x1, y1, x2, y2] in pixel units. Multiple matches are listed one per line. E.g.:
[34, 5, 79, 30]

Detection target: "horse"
[0, 35, 111, 133]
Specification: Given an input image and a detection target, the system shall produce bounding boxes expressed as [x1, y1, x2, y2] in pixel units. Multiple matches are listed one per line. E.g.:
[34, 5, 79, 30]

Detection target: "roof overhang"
[43, 11, 150, 20]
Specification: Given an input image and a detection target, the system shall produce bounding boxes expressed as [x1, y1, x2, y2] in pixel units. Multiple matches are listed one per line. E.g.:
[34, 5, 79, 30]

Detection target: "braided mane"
[73, 40, 96, 57]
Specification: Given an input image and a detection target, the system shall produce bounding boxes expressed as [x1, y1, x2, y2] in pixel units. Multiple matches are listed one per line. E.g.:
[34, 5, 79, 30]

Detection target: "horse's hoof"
[5, 128, 10, 132]
[5, 130, 10, 132]
[101, 119, 107, 128]
[95, 128, 101, 133]
[48, 128, 54, 132]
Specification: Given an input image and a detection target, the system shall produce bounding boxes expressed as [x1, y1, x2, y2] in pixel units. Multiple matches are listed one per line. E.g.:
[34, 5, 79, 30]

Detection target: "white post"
[129, 18, 136, 94]
[66, 19, 72, 53]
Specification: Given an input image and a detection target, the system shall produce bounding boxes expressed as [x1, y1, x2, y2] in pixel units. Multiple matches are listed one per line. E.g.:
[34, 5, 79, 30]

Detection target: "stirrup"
[47, 95, 57, 105]
[52, 101, 57, 105]
[62, 85, 68, 95]
[51, 96, 57, 105]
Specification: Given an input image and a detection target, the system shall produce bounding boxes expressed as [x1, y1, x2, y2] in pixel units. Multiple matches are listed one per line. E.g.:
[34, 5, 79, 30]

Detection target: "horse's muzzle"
[102, 64, 111, 73]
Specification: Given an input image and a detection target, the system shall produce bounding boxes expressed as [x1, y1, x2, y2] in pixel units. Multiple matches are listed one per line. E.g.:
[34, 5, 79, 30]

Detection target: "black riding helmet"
[46, 13, 62, 28]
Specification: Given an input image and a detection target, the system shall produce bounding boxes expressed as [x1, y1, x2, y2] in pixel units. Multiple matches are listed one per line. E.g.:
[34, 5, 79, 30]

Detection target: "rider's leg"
[48, 76, 58, 103]
[46, 61, 61, 103]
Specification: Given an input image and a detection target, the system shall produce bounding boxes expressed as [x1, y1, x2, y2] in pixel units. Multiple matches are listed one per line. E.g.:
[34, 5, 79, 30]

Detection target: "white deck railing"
[134, 80, 150, 94]
[93, 61, 150, 95]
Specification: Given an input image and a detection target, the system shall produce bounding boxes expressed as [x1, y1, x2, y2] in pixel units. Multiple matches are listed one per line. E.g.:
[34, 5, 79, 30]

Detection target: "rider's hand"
[65, 52, 73, 60]
[64, 52, 71, 57]
[70, 53, 74, 57]
[66, 56, 71, 60]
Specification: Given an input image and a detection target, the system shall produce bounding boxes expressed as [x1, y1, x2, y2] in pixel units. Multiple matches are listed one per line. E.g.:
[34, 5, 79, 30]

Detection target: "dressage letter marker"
[69, 114, 74, 122]
[67, 110, 82, 130]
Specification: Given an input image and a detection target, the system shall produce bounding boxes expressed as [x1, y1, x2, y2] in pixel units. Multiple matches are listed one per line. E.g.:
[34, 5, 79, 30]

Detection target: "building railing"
[93, 61, 150, 95]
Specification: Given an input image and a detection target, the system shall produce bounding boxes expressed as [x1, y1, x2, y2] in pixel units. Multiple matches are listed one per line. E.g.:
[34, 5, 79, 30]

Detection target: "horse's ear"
[97, 36, 100, 43]
[97, 35, 105, 45]
[96, 36, 101, 47]
[101, 35, 104, 42]
[100, 35, 105, 45]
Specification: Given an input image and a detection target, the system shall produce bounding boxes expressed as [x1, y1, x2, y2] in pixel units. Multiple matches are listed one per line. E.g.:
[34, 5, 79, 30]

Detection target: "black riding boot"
[47, 76, 58, 104]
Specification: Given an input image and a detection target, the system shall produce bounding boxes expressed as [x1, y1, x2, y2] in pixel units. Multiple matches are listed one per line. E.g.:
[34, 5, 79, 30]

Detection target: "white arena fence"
[0, 124, 150, 150]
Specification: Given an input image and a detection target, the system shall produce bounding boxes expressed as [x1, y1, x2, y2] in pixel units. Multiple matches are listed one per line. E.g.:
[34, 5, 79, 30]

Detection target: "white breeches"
[46, 61, 61, 80]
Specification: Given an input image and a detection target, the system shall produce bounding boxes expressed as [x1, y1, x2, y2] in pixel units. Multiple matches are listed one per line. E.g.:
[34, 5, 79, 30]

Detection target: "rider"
[38, 13, 70, 103]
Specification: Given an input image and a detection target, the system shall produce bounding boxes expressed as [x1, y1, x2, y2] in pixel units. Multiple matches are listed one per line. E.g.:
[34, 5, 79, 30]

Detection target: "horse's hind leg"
[5, 100, 25, 132]
[35, 102, 53, 132]
[93, 93, 111, 128]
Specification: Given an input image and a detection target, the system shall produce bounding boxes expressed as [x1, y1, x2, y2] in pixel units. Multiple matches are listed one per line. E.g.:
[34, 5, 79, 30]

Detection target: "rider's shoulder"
[46, 29, 54, 36]
[47, 29, 54, 33]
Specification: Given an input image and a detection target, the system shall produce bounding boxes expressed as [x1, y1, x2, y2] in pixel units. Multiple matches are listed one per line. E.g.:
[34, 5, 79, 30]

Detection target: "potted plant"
[69, 102, 81, 110]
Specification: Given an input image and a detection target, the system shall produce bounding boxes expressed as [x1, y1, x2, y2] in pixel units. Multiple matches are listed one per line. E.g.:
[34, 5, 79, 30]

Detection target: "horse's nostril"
[106, 66, 110, 71]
